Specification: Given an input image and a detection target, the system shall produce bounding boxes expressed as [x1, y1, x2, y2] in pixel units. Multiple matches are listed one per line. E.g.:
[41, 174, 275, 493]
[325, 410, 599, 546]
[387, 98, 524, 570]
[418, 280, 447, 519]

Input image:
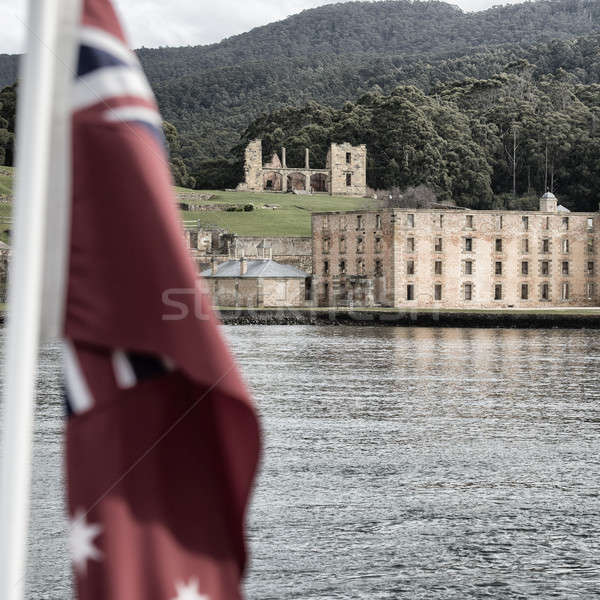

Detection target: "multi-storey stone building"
[312, 193, 600, 308]
[236, 139, 367, 196]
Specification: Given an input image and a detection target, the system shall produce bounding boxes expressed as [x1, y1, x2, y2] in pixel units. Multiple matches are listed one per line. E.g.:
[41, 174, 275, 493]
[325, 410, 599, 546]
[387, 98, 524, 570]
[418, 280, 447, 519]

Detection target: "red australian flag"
[40, 1, 261, 599]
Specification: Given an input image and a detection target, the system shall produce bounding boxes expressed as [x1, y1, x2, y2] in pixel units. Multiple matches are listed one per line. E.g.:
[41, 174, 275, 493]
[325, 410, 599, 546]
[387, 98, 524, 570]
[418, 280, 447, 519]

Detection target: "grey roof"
[557, 204, 571, 213]
[541, 191, 557, 200]
[201, 259, 308, 279]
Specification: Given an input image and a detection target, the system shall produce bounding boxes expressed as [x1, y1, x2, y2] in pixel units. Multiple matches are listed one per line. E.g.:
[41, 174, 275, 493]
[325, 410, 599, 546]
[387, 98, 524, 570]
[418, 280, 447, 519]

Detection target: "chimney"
[211, 256, 217, 275]
[305, 148, 310, 169]
[282, 147, 287, 168]
[240, 256, 247, 276]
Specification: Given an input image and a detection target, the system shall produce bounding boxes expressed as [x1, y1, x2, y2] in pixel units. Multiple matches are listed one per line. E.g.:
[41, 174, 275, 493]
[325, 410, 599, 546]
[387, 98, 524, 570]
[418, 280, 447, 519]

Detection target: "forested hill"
[136, 0, 599, 80]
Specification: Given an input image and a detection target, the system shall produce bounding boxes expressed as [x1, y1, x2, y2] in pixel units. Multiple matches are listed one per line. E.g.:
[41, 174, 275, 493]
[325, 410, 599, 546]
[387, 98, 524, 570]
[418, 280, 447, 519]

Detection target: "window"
[357, 259, 365, 275]
[464, 283, 472, 301]
[542, 239, 550, 253]
[495, 261, 503, 275]
[340, 237, 346, 253]
[541, 261, 549, 276]
[435, 261, 442, 275]
[356, 215, 363, 229]
[407, 284, 415, 301]
[434, 237, 443, 252]
[323, 238, 330, 253]
[346, 173, 352, 187]
[494, 284, 502, 300]
[323, 260, 329, 275]
[466, 215, 473, 229]
[323, 215, 329, 229]
[189, 231, 198, 249]
[588, 217, 594, 231]
[588, 261, 595, 275]
[340, 215, 347, 231]
[346, 152, 351, 164]
[376, 214, 382, 229]
[438, 214, 444, 228]
[562, 282, 569, 300]
[588, 239, 595, 254]
[375, 237, 382, 253]
[522, 238, 529, 254]
[375, 259, 383, 277]
[587, 282, 595, 300]
[562, 217, 569, 230]
[407, 260, 415, 275]
[434, 284, 442, 301]
[464, 260, 473, 275]
[324, 282, 329, 300]
[522, 216, 529, 231]
[541, 283, 549, 300]
[562, 261, 569, 275]
[339, 260, 346, 275]
[465, 237, 473, 252]
[495, 238, 503, 252]
[407, 237, 415, 252]
[521, 284, 529, 300]
[497, 214, 503, 230]
[407, 214, 415, 228]
[521, 261, 529, 276]
[562, 239, 569, 253]
[357, 237, 364, 253]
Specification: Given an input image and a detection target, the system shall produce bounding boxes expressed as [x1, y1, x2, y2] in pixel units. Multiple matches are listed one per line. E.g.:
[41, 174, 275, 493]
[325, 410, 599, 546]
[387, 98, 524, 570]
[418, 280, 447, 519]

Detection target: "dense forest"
[239, 68, 600, 210]
[3, 0, 600, 208]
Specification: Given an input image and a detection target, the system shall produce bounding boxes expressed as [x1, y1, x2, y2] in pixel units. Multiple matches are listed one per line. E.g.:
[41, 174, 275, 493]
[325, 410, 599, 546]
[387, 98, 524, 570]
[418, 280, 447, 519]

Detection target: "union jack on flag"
[39, 1, 261, 599]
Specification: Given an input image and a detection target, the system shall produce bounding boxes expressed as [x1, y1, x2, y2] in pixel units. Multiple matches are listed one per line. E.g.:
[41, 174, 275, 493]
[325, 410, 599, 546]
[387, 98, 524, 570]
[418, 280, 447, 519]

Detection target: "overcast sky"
[0, 0, 526, 54]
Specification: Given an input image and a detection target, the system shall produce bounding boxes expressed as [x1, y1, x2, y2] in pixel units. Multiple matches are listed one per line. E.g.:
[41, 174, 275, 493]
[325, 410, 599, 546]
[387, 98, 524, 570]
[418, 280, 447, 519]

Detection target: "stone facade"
[312, 196, 600, 308]
[201, 258, 308, 307]
[236, 139, 367, 196]
[184, 228, 313, 272]
[204, 277, 306, 308]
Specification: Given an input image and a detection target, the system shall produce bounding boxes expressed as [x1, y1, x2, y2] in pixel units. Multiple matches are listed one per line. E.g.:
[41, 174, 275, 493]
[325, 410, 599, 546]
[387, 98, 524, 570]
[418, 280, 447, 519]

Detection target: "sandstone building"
[312, 193, 600, 308]
[236, 139, 367, 196]
[201, 257, 309, 308]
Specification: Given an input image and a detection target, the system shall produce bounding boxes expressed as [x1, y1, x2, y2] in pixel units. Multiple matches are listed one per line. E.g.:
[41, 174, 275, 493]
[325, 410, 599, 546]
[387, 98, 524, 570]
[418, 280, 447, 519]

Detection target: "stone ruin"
[236, 139, 367, 197]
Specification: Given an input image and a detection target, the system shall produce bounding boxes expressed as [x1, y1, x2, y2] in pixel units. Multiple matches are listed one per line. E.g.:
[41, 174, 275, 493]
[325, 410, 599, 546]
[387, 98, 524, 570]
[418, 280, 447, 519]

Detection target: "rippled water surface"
[5, 326, 600, 599]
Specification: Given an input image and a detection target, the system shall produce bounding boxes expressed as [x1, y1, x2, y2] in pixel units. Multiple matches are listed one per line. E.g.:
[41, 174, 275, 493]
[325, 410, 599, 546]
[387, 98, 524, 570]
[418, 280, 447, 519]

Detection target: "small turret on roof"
[539, 191, 558, 212]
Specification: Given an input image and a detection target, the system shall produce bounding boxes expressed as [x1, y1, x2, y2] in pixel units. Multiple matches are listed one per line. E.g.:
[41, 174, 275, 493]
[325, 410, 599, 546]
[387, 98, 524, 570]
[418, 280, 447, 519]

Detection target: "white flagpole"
[0, 2, 61, 599]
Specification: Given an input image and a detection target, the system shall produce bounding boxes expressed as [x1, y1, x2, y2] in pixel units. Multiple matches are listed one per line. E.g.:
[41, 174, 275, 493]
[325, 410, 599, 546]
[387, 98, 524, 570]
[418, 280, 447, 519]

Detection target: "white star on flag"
[69, 508, 102, 575]
[172, 577, 209, 600]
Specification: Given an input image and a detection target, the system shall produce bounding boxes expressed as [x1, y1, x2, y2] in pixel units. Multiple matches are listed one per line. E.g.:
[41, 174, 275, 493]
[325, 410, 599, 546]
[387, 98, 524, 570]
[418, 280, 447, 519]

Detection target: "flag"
[41, 1, 261, 598]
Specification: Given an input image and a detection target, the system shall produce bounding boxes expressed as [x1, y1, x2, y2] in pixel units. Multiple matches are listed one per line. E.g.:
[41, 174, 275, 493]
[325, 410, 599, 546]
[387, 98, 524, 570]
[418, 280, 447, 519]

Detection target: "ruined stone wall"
[327, 143, 367, 197]
[313, 208, 600, 308]
[312, 211, 395, 307]
[236, 139, 263, 192]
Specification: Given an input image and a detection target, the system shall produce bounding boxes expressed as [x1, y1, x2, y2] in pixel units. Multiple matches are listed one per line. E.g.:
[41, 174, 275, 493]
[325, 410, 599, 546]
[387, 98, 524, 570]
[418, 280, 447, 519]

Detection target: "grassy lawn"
[0, 169, 373, 237]
[180, 190, 375, 236]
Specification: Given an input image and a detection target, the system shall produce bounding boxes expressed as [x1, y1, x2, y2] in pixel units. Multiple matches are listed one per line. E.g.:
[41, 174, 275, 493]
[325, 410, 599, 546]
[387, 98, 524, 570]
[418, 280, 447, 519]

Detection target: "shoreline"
[216, 307, 600, 328]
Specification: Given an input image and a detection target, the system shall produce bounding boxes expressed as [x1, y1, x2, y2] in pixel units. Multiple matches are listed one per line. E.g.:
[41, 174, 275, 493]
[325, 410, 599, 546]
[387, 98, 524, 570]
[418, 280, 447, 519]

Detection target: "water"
[5, 326, 600, 599]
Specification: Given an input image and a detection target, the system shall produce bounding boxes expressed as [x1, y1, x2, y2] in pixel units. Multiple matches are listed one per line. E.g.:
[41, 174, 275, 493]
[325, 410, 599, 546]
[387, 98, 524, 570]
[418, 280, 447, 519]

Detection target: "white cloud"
[0, 0, 526, 55]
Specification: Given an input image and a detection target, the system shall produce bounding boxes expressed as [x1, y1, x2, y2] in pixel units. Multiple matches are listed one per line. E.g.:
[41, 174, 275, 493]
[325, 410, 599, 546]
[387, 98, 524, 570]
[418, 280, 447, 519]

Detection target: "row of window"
[407, 260, 595, 277]
[323, 214, 596, 232]
[405, 214, 593, 231]
[323, 258, 597, 278]
[322, 236, 383, 254]
[322, 259, 383, 277]
[404, 282, 594, 302]
[407, 237, 593, 254]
